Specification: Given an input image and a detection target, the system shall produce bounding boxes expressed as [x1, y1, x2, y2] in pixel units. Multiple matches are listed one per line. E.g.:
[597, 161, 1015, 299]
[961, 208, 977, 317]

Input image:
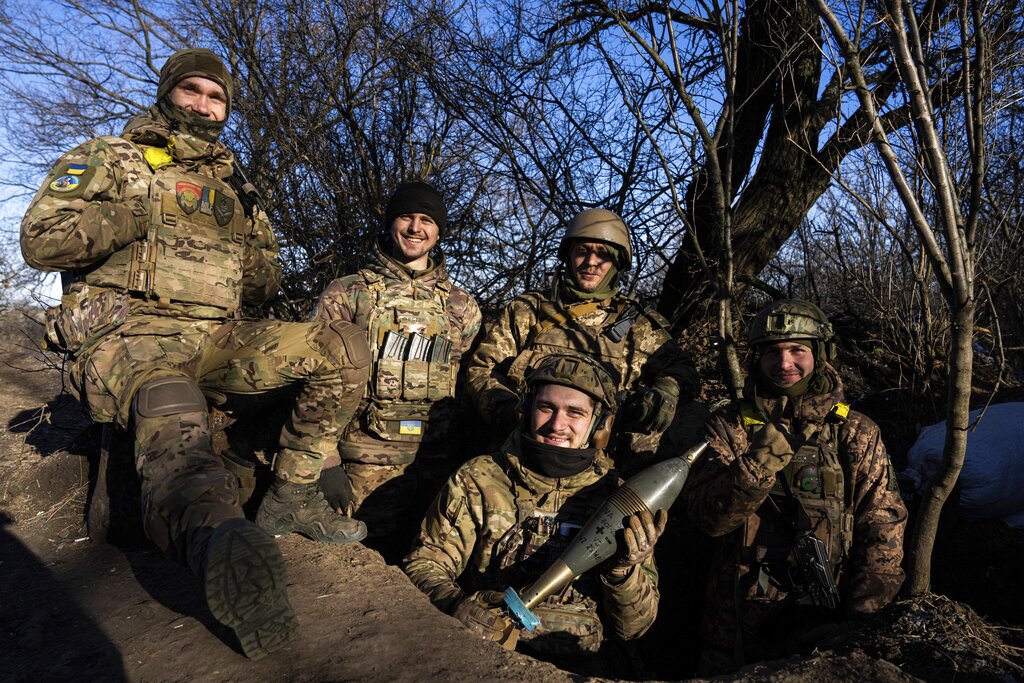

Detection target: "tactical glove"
[319, 465, 354, 514]
[450, 591, 518, 645]
[746, 422, 796, 474]
[622, 377, 679, 434]
[605, 508, 668, 579]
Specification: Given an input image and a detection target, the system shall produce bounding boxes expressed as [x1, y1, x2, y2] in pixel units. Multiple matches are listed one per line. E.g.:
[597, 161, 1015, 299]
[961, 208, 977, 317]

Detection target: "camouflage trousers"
[70, 314, 368, 573]
[697, 562, 835, 676]
[339, 435, 455, 538]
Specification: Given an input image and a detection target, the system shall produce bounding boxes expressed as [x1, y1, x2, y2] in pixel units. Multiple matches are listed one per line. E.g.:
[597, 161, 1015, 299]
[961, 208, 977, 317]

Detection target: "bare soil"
[2, 310, 1022, 682]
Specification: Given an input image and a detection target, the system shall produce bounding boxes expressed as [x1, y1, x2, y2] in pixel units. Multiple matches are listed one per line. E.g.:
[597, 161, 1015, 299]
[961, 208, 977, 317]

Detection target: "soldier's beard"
[157, 97, 226, 143]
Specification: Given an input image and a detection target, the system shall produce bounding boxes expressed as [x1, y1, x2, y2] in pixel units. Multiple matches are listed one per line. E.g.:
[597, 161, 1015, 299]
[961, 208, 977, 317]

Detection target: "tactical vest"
[486, 461, 617, 657]
[82, 137, 246, 316]
[739, 400, 854, 602]
[505, 296, 643, 393]
[359, 269, 457, 444]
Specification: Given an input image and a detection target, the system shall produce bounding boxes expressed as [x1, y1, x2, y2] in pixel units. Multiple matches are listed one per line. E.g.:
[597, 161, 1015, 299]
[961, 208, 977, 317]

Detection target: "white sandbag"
[903, 402, 1024, 529]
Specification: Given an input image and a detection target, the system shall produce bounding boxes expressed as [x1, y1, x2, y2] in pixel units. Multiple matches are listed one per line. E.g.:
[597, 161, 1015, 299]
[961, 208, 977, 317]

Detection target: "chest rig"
[82, 137, 246, 316]
[506, 297, 638, 393]
[740, 400, 854, 602]
[360, 269, 457, 443]
[483, 462, 617, 657]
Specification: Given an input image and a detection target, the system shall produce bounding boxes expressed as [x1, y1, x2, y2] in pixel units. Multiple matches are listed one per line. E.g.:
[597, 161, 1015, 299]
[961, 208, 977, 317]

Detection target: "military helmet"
[748, 299, 836, 362]
[523, 353, 619, 448]
[524, 353, 619, 413]
[557, 209, 633, 271]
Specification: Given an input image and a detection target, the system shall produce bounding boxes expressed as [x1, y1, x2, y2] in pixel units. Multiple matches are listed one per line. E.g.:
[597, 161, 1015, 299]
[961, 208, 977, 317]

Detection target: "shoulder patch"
[47, 163, 97, 198]
[49, 174, 80, 193]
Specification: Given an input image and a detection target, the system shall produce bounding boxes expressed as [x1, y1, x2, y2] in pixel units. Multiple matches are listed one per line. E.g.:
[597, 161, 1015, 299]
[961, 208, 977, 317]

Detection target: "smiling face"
[568, 240, 614, 293]
[169, 76, 228, 121]
[529, 383, 597, 449]
[389, 212, 439, 270]
[758, 341, 816, 389]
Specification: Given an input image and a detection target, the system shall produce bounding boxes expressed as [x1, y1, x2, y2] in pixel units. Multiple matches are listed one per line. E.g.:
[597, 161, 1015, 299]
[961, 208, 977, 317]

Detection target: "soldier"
[21, 48, 370, 658]
[683, 299, 907, 674]
[312, 181, 482, 540]
[404, 353, 664, 673]
[466, 208, 705, 465]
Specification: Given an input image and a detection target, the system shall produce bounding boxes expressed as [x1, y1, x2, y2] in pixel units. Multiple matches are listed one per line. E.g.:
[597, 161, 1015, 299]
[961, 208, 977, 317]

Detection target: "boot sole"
[205, 523, 298, 660]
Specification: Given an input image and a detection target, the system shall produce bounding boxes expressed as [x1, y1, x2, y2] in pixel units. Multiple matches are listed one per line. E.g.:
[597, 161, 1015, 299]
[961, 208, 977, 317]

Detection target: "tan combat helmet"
[557, 208, 633, 271]
[524, 353, 620, 447]
[748, 299, 837, 363]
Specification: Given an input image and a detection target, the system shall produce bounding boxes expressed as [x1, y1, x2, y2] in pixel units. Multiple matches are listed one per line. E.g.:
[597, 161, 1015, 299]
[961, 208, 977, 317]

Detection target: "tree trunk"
[658, 0, 832, 330]
[905, 298, 975, 594]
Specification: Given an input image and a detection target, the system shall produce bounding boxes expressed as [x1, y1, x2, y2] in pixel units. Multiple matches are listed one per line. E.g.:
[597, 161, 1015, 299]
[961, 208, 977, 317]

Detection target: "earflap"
[589, 408, 614, 449]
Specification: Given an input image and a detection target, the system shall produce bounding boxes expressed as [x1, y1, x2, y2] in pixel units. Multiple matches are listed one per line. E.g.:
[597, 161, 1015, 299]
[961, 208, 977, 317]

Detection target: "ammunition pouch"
[44, 284, 131, 354]
[372, 355, 454, 402]
[518, 598, 604, 657]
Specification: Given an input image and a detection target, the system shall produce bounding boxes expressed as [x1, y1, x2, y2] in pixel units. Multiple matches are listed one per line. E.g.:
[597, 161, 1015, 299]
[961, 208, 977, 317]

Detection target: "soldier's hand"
[622, 378, 678, 434]
[450, 591, 518, 644]
[319, 465, 354, 513]
[747, 422, 797, 474]
[606, 508, 668, 579]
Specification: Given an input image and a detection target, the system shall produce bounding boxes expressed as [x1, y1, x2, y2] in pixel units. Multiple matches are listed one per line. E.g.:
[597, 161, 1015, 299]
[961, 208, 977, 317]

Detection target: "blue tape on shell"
[503, 587, 541, 632]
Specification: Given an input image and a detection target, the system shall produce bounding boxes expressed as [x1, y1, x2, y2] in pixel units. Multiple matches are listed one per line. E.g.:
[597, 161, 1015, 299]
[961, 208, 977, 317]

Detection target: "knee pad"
[308, 320, 371, 370]
[133, 375, 207, 418]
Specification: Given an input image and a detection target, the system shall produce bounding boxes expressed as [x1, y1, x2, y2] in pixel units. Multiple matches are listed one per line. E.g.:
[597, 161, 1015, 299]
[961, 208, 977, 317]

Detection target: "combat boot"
[204, 518, 298, 660]
[256, 478, 368, 544]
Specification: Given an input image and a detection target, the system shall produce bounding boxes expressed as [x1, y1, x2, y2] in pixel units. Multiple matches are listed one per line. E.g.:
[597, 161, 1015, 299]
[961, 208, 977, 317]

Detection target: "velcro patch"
[399, 420, 423, 435]
[49, 175, 81, 192]
[46, 162, 98, 199]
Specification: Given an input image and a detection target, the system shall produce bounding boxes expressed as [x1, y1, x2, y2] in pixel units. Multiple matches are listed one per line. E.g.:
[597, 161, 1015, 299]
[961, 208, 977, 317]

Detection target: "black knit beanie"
[384, 181, 447, 236]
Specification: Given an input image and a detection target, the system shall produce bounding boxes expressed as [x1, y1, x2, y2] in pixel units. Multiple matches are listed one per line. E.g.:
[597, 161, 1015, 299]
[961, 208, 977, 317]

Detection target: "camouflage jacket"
[684, 367, 907, 616]
[21, 108, 281, 339]
[313, 242, 481, 460]
[403, 431, 660, 645]
[466, 287, 698, 428]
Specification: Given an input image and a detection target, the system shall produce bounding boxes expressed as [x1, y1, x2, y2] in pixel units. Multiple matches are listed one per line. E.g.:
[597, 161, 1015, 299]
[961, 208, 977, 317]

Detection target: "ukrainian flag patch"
[399, 420, 423, 436]
[67, 163, 88, 175]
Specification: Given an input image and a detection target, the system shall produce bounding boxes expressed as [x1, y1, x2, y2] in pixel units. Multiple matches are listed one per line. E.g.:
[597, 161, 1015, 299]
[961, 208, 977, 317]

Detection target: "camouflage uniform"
[403, 430, 659, 665]
[313, 241, 481, 533]
[21, 108, 369, 572]
[466, 288, 704, 460]
[684, 367, 907, 674]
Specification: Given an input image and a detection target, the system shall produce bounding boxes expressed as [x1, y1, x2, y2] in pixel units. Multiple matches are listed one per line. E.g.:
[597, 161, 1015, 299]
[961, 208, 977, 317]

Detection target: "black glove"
[622, 377, 679, 433]
[319, 465, 354, 513]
